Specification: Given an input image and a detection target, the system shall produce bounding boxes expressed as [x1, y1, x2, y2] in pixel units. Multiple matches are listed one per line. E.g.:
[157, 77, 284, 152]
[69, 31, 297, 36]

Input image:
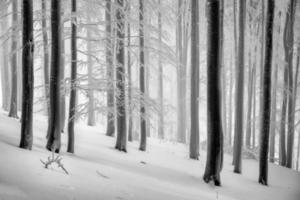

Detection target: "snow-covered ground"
[0, 110, 299, 200]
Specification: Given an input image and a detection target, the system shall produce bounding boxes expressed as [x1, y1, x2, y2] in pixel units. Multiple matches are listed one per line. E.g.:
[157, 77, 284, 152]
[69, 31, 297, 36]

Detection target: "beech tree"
[8, 0, 19, 119]
[115, 0, 127, 152]
[189, 0, 200, 160]
[46, 0, 62, 153]
[139, 0, 147, 151]
[203, 0, 223, 186]
[19, 0, 34, 150]
[233, 0, 246, 173]
[258, 0, 274, 186]
[67, 0, 77, 154]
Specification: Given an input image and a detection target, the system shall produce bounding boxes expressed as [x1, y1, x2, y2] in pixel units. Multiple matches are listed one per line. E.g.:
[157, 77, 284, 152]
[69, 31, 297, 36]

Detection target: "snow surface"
[0, 110, 299, 200]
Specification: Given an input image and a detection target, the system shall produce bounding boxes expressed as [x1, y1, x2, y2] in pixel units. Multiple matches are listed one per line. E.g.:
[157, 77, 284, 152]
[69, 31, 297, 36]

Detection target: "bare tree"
[258, 0, 274, 186]
[19, 0, 34, 150]
[46, 0, 62, 153]
[189, 0, 199, 160]
[203, 0, 223, 186]
[115, 0, 127, 152]
[67, 0, 77, 154]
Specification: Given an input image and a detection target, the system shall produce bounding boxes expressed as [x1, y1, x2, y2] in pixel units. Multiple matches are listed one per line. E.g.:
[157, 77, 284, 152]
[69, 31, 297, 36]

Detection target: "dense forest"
[0, 0, 299, 199]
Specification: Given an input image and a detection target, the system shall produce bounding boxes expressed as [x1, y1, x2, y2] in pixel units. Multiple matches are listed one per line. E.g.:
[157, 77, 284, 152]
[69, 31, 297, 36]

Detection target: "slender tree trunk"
[106, 0, 115, 137]
[258, 0, 274, 185]
[115, 0, 127, 152]
[8, 0, 19, 118]
[46, 0, 62, 153]
[269, 12, 282, 162]
[246, 66, 254, 148]
[293, 45, 299, 170]
[19, 0, 34, 150]
[0, 4, 10, 111]
[67, 0, 77, 154]
[285, 0, 296, 169]
[203, 0, 223, 186]
[139, 0, 147, 151]
[157, 0, 164, 139]
[126, 1, 133, 142]
[41, 0, 50, 115]
[60, 8, 66, 132]
[177, 0, 187, 143]
[189, 0, 199, 160]
[87, 11, 96, 126]
[233, 0, 246, 173]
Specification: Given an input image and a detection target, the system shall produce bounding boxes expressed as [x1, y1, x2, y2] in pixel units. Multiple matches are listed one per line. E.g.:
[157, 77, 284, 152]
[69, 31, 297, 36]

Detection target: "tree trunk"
[41, 0, 50, 115]
[177, 0, 187, 143]
[46, 0, 62, 153]
[87, 11, 96, 126]
[106, 0, 115, 137]
[19, 0, 34, 150]
[139, 0, 147, 151]
[157, 0, 164, 139]
[8, 0, 19, 119]
[285, 0, 296, 169]
[269, 11, 282, 162]
[258, 0, 274, 185]
[67, 0, 77, 154]
[203, 0, 223, 186]
[189, 0, 199, 160]
[126, 1, 133, 142]
[115, 0, 127, 152]
[0, 3, 10, 111]
[233, 0, 246, 173]
[60, 8, 66, 132]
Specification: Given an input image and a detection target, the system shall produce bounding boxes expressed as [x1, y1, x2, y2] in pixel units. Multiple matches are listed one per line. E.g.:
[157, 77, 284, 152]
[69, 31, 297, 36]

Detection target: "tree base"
[203, 174, 221, 186]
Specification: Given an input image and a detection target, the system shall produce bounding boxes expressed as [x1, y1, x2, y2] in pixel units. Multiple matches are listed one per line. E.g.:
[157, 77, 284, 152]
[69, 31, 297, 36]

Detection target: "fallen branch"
[40, 151, 69, 175]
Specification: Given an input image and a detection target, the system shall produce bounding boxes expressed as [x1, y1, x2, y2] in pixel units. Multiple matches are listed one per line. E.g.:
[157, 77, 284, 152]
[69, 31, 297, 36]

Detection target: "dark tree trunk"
[258, 0, 274, 186]
[41, 0, 50, 115]
[139, 0, 146, 151]
[233, 0, 246, 173]
[8, 0, 19, 119]
[189, 0, 199, 160]
[67, 0, 77, 154]
[203, 0, 223, 186]
[46, 0, 62, 153]
[126, 1, 133, 142]
[106, 0, 115, 137]
[115, 0, 127, 152]
[157, 0, 164, 140]
[19, 0, 34, 150]
[285, 0, 296, 169]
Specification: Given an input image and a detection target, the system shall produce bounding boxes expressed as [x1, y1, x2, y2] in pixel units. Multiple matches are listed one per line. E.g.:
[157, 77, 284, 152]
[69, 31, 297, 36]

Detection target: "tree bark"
[285, 0, 296, 169]
[233, 0, 246, 173]
[41, 0, 50, 115]
[106, 0, 115, 137]
[203, 0, 223, 186]
[67, 0, 77, 154]
[177, 0, 187, 143]
[0, 3, 10, 111]
[139, 0, 147, 151]
[8, 0, 19, 118]
[115, 0, 127, 152]
[87, 10, 96, 126]
[19, 0, 34, 150]
[126, 1, 133, 142]
[189, 0, 199, 160]
[46, 0, 62, 153]
[258, 0, 274, 185]
[157, 0, 164, 140]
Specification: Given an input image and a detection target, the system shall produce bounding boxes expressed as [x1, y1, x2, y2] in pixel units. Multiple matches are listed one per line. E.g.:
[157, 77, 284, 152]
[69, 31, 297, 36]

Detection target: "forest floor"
[0, 110, 299, 200]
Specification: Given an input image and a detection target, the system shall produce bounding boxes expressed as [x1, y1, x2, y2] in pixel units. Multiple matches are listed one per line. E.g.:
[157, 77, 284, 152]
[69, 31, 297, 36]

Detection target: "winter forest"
[0, 0, 299, 199]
